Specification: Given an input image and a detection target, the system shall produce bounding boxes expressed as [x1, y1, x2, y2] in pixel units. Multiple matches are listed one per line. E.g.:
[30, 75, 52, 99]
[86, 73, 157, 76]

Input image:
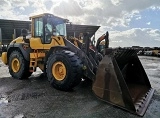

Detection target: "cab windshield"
[46, 16, 67, 36]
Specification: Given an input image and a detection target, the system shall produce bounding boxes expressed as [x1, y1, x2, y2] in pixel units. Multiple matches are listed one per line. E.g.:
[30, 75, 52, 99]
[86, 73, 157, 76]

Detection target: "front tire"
[8, 50, 32, 79]
[46, 50, 83, 91]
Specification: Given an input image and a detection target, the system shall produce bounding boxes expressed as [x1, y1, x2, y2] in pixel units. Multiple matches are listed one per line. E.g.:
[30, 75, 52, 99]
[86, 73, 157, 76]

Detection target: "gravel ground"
[0, 56, 160, 118]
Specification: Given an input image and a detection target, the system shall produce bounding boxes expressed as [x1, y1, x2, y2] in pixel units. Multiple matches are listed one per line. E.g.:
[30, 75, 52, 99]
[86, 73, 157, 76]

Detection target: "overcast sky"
[0, 0, 160, 47]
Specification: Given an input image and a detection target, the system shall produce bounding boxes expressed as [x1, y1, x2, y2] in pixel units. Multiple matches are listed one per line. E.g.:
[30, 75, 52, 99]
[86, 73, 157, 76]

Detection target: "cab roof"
[29, 13, 69, 22]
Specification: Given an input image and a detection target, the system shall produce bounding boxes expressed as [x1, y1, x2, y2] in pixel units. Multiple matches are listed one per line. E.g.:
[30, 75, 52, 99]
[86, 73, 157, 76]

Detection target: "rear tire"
[8, 50, 32, 79]
[46, 50, 83, 91]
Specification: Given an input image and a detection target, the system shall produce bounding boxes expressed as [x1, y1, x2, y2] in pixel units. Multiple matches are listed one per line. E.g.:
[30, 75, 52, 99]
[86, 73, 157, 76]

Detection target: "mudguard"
[7, 43, 32, 61]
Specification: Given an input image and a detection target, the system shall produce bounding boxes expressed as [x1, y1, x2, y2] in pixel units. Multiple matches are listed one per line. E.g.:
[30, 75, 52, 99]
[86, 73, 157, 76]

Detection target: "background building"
[0, 19, 99, 45]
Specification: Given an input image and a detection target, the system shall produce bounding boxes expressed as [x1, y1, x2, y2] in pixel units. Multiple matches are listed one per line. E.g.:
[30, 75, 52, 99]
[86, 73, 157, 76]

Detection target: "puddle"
[13, 114, 25, 118]
[0, 94, 8, 105]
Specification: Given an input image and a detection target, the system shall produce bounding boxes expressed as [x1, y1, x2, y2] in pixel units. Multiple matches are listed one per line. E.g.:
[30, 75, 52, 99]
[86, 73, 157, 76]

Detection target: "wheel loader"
[1, 13, 154, 116]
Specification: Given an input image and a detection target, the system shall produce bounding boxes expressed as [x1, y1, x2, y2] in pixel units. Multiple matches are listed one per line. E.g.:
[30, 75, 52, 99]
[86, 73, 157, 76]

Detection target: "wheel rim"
[52, 61, 66, 81]
[11, 58, 20, 73]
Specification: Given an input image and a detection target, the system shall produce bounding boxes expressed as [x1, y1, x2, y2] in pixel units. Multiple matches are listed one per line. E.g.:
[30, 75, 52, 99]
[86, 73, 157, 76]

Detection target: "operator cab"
[30, 13, 68, 44]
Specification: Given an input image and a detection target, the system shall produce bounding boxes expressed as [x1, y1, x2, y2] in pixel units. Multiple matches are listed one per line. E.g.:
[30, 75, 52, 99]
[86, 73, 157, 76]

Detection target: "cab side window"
[34, 17, 43, 37]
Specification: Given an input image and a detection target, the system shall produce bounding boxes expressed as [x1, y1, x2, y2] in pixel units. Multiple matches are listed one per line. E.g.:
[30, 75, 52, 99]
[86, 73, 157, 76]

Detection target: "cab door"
[30, 17, 44, 49]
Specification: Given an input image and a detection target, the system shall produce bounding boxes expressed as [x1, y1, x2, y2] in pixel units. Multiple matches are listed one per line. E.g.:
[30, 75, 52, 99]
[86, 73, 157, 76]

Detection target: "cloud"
[44, 0, 54, 11]
[53, 0, 83, 16]
[108, 28, 160, 47]
[19, 7, 25, 11]
[47, 0, 160, 28]
[0, 0, 29, 20]
[111, 0, 122, 6]
[0, 0, 11, 10]
[11, 0, 29, 7]
[135, 16, 141, 20]
[147, 22, 151, 25]
[0, 0, 10, 6]
[81, 0, 160, 27]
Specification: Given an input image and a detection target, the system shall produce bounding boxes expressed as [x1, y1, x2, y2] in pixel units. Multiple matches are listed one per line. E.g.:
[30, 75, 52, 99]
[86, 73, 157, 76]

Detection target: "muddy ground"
[0, 56, 160, 118]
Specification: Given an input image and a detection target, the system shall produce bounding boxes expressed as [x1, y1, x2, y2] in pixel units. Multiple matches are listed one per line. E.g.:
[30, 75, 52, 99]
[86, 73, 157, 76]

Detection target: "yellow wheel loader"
[1, 13, 154, 116]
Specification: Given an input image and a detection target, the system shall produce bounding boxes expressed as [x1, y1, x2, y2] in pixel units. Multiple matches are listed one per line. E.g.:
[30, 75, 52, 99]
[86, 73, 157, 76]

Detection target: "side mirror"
[21, 29, 28, 42]
[21, 29, 28, 37]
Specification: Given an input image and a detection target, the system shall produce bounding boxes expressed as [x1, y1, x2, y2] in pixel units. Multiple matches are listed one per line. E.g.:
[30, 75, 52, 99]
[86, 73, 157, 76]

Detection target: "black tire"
[46, 50, 83, 91]
[8, 50, 32, 79]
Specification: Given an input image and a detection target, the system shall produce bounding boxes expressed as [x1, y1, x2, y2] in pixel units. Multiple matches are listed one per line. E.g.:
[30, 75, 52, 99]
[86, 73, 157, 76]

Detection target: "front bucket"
[92, 48, 154, 116]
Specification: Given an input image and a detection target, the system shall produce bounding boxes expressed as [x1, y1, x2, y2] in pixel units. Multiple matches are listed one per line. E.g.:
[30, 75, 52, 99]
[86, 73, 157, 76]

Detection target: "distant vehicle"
[144, 51, 153, 56]
[157, 52, 160, 57]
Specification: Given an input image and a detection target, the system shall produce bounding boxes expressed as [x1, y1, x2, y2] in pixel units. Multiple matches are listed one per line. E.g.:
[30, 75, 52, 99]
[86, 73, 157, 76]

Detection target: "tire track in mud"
[3, 81, 49, 102]
[8, 91, 46, 102]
